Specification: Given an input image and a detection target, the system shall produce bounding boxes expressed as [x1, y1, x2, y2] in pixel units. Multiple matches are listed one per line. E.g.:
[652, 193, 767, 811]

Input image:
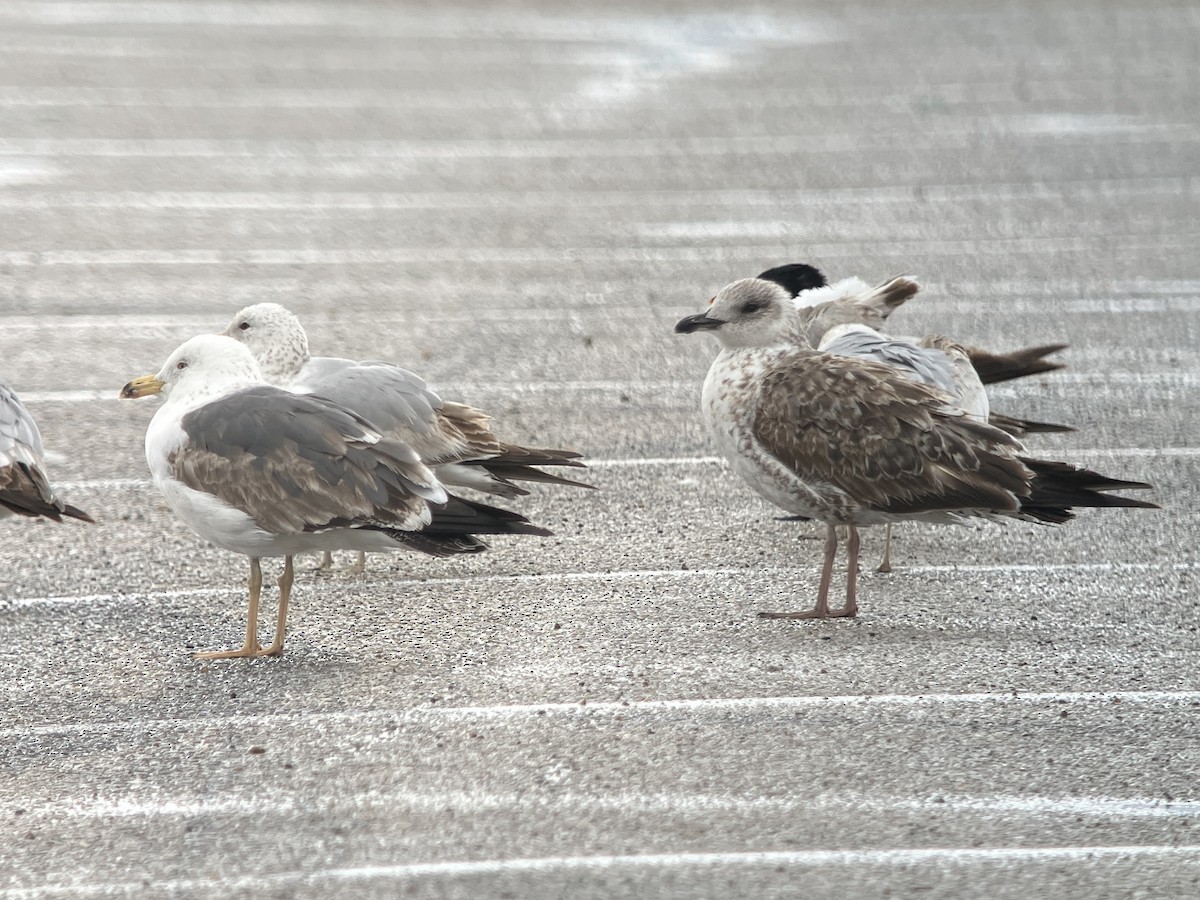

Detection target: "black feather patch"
[756, 263, 827, 297]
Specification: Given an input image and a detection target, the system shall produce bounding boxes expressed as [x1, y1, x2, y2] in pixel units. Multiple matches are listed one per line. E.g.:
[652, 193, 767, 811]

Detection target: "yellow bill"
[119, 374, 164, 399]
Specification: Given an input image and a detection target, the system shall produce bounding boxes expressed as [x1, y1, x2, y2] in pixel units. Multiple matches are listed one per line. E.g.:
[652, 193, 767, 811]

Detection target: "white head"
[674, 277, 799, 350]
[221, 302, 310, 384]
[120, 334, 263, 406]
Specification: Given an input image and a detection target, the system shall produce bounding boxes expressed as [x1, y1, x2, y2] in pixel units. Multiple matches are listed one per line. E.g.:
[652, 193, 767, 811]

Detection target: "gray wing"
[298, 360, 592, 496]
[172, 385, 445, 535]
[0, 381, 94, 522]
[820, 327, 961, 397]
[294, 360, 466, 462]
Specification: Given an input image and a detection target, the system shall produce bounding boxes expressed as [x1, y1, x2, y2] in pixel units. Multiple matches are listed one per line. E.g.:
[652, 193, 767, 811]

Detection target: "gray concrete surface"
[1, 1, 1198, 897]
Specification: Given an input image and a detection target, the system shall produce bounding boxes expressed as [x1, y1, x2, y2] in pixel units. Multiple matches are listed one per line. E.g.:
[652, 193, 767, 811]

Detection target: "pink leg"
[830, 526, 860, 617]
[759, 524, 838, 619]
[877, 524, 893, 573]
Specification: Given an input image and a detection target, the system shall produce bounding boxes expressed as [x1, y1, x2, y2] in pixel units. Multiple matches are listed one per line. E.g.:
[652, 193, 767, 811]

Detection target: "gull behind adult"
[0, 380, 93, 524]
[674, 279, 1158, 619]
[758, 263, 1071, 390]
[222, 302, 591, 572]
[120, 334, 551, 659]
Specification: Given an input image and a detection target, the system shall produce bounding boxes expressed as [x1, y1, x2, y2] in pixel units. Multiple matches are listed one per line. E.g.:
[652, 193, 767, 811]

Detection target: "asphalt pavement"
[1, 1, 1198, 897]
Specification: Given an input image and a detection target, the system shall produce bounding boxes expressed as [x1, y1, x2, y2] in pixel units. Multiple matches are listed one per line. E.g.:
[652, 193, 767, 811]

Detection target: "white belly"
[700, 350, 833, 521]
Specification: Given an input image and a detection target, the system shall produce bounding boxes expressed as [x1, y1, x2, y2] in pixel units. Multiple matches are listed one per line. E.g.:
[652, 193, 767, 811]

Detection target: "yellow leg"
[350, 551, 367, 575]
[261, 556, 293, 657]
[196, 558, 266, 660]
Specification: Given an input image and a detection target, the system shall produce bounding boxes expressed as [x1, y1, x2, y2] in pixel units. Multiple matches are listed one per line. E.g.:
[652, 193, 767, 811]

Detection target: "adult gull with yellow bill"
[121, 334, 551, 659]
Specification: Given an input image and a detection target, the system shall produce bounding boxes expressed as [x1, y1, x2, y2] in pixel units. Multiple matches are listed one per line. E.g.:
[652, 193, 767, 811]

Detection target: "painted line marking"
[42, 447, 1198, 493]
[15, 371, 1200, 407]
[1, 292, 1198, 337]
[0, 177, 1192, 209]
[28, 790, 1200, 824]
[5, 690, 1200, 742]
[7, 561, 1194, 611]
[0, 234, 1198, 267]
[7, 845, 1199, 897]
[0, 125, 1194, 159]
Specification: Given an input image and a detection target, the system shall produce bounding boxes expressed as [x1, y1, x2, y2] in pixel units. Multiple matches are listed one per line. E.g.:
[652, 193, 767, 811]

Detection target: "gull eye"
[238, 321, 250, 331]
[742, 301, 764, 314]
[176, 360, 188, 370]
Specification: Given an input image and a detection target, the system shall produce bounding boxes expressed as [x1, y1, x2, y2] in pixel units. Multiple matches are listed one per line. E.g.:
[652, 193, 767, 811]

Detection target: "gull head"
[222, 302, 310, 384]
[674, 277, 795, 350]
[120, 334, 263, 403]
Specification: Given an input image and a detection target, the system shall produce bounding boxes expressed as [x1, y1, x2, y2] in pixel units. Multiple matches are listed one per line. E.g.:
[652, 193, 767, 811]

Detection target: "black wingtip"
[62, 504, 96, 524]
[970, 343, 1070, 385]
[756, 263, 828, 298]
[1019, 457, 1160, 521]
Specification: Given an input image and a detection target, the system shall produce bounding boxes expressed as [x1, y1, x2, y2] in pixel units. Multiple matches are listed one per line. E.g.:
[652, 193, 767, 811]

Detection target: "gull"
[741, 265, 1074, 571]
[757, 263, 1071, 389]
[120, 334, 551, 659]
[221, 303, 592, 572]
[1, 380, 93, 524]
[674, 279, 1158, 619]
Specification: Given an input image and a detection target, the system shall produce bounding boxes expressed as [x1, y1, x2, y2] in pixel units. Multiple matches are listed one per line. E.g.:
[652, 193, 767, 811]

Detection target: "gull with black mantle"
[675, 279, 1159, 620]
[121, 334, 551, 659]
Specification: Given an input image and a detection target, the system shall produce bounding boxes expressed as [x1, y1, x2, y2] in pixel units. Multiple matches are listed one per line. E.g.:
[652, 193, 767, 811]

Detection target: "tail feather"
[427, 495, 553, 538]
[1018, 457, 1159, 524]
[383, 494, 551, 557]
[988, 412, 1075, 437]
[968, 343, 1068, 385]
[860, 275, 919, 316]
[0, 467, 96, 524]
[480, 462, 596, 491]
[388, 532, 491, 557]
[59, 503, 96, 524]
[491, 444, 588, 469]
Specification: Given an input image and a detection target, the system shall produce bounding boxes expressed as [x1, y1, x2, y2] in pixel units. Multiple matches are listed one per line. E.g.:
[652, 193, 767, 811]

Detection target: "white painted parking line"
[0, 235, 1196, 267]
[7, 845, 1196, 898]
[13, 373, 1200, 406]
[8, 561, 1194, 610]
[0, 127, 1195, 161]
[5, 844, 1200, 898]
[0, 177, 1191, 209]
[42, 448, 1198, 492]
[6, 690, 1200, 743]
[28, 789, 1200, 823]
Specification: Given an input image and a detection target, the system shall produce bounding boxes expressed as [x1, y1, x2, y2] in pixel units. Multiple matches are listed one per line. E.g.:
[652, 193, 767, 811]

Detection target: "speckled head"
[675, 277, 795, 350]
[222, 302, 310, 385]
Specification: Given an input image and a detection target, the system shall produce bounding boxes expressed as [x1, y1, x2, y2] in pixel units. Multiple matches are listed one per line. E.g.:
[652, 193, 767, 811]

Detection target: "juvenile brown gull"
[120, 334, 550, 658]
[675, 279, 1158, 619]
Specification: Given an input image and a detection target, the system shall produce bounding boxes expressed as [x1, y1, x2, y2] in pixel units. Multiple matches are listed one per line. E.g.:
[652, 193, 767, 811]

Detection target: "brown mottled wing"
[0, 461, 94, 522]
[0, 382, 94, 522]
[436, 401, 504, 461]
[438, 401, 592, 491]
[171, 386, 441, 535]
[752, 352, 1034, 515]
